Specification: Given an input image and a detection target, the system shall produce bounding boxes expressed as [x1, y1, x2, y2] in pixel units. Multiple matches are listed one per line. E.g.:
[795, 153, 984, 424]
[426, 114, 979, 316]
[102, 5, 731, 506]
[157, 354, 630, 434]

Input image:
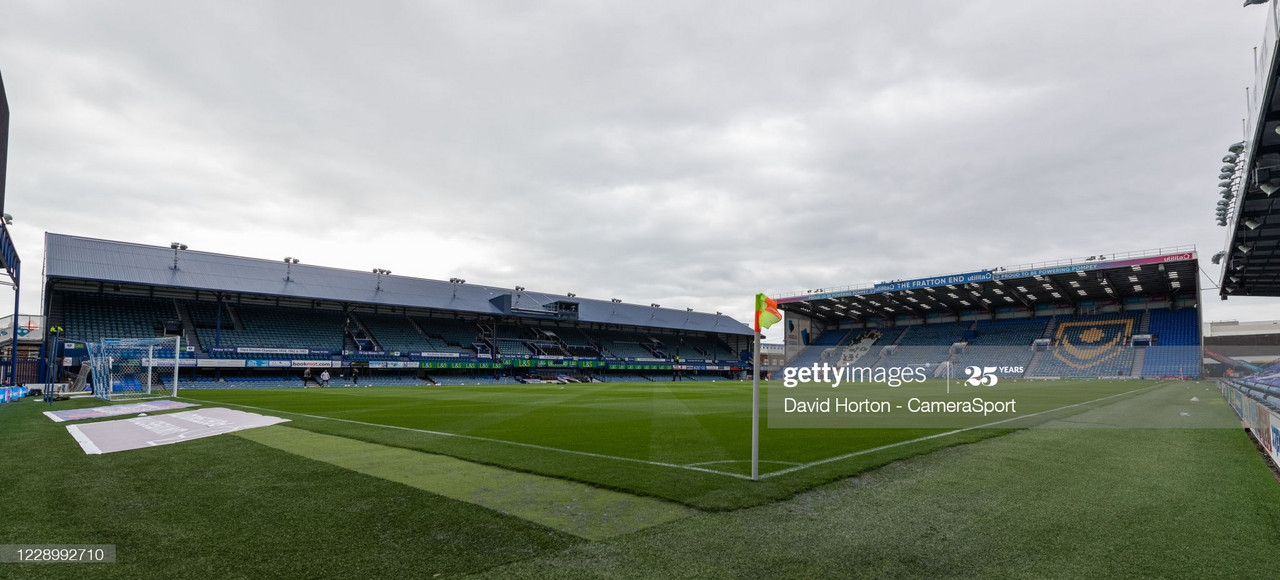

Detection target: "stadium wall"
[1221, 379, 1280, 468]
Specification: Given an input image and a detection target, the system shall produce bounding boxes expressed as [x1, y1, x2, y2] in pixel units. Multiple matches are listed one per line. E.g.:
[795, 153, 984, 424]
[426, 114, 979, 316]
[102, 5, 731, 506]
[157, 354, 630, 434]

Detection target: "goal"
[86, 337, 182, 401]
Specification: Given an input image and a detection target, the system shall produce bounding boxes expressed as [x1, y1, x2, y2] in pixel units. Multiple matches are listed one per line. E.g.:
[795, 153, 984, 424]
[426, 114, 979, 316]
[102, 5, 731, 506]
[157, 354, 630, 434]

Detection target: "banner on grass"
[65, 408, 288, 455]
[43, 400, 198, 423]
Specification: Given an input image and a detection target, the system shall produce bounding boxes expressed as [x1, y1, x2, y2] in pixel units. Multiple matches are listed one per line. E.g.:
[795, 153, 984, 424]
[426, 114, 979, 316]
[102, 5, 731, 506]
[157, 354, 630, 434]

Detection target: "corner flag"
[755, 293, 781, 333]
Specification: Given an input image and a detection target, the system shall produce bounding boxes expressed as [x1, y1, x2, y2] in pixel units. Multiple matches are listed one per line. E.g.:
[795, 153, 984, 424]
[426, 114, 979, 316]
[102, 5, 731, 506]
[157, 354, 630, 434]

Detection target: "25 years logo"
[963, 365, 1024, 386]
[964, 366, 999, 386]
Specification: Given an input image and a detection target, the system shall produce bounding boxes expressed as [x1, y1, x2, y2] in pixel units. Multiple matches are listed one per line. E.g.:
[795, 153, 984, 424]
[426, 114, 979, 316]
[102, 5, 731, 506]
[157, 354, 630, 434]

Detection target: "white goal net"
[86, 337, 182, 401]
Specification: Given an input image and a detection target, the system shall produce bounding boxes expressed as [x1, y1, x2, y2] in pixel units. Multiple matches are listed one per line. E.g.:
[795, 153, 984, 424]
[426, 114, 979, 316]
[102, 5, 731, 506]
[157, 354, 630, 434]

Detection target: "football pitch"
[179, 379, 1162, 509]
[4, 379, 1280, 578]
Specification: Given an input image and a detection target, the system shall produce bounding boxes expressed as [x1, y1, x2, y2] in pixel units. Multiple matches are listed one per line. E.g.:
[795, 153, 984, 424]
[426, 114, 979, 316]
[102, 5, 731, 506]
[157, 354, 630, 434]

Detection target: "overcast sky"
[2, 0, 1278, 341]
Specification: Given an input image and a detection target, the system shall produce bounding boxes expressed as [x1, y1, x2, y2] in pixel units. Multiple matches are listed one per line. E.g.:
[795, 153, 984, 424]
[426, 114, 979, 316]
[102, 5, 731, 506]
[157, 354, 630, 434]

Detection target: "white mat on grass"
[66, 408, 289, 455]
[43, 400, 198, 423]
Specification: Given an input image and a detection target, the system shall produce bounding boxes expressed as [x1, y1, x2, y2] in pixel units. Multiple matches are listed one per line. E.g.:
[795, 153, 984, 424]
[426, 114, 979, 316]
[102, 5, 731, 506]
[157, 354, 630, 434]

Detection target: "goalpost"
[86, 337, 182, 401]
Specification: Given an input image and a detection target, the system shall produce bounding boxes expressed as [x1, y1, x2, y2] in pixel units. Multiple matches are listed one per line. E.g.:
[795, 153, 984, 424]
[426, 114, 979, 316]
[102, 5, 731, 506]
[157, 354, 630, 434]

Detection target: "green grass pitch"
[178, 379, 1165, 509]
[4, 379, 1279, 578]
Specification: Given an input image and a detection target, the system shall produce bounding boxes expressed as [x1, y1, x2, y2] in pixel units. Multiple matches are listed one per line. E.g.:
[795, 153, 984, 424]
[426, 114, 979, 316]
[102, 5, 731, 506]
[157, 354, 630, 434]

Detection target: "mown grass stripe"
[184, 396, 756, 479]
[234, 425, 697, 540]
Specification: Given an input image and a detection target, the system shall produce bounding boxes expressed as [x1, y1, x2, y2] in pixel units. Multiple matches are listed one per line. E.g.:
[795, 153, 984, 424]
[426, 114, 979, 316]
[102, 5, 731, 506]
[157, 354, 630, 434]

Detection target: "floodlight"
[1222, 164, 1237, 173]
[1224, 154, 1239, 163]
[170, 242, 187, 269]
[1229, 141, 1245, 153]
[1237, 244, 1252, 254]
[1262, 182, 1280, 196]
[1245, 219, 1262, 230]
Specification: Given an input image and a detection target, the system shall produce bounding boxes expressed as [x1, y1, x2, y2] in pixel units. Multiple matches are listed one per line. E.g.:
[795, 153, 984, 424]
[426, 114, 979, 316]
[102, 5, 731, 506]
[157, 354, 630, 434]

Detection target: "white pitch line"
[178, 397, 756, 480]
[685, 459, 802, 467]
[760, 382, 1169, 479]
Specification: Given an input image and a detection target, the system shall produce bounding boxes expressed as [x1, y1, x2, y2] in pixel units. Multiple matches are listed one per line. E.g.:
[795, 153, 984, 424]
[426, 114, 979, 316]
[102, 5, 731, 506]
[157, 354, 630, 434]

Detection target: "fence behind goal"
[86, 337, 182, 401]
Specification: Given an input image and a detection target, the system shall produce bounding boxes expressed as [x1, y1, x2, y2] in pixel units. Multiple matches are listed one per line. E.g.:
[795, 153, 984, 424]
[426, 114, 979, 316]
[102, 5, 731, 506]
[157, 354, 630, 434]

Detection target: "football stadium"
[5, 3, 1280, 579]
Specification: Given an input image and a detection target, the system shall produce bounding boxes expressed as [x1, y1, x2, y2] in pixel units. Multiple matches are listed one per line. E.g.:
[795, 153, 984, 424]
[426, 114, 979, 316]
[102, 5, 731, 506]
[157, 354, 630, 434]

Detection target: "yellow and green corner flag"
[754, 293, 781, 333]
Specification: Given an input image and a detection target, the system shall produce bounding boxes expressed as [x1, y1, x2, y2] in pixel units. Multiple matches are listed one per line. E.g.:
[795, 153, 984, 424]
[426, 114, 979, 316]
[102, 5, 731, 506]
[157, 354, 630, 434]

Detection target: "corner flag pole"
[751, 326, 761, 481]
[750, 293, 779, 482]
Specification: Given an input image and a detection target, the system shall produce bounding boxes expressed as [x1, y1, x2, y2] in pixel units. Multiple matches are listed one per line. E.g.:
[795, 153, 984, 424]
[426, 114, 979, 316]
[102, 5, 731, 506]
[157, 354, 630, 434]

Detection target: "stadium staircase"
[417, 317, 482, 355]
[345, 313, 380, 351]
[174, 302, 203, 352]
[545, 327, 602, 358]
[406, 316, 430, 341]
[1130, 347, 1146, 376]
[226, 304, 245, 331]
[358, 312, 438, 354]
[1023, 350, 1045, 378]
[1040, 317, 1058, 339]
[1138, 310, 1151, 334]
[46, 294, 67, 336]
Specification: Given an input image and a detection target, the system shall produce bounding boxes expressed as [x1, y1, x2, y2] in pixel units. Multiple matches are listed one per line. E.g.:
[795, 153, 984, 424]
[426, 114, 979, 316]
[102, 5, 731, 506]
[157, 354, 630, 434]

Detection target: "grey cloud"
[0, 1, 1268, 334]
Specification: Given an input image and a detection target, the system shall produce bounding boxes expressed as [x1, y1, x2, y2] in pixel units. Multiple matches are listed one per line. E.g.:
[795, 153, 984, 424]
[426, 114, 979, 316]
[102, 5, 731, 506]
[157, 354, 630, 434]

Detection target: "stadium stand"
[781, 309, 1197, 380]
[1141, 307, 1200, 377]
[416, 317, 482, 353]
[62, 293, 179, 342]
[783, 329, 851, 369]
[879, 324, 967, 369]
[772, 249, 1203, 380]
[1031, 312, 1142, 377]
[43, 234, 753, 386]
[595, 330, 663, 359]
[946, 318, 1048, 378]
[848, 327, 907, 368]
